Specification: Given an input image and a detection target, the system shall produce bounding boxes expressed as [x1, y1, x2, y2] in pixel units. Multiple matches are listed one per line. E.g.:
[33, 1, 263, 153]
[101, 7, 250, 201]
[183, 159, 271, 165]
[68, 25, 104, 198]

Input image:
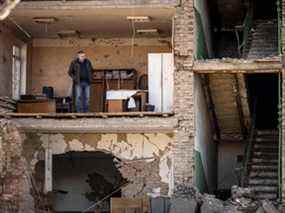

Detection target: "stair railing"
[241, 98, 257, 187]
[237, 4, 253, 57]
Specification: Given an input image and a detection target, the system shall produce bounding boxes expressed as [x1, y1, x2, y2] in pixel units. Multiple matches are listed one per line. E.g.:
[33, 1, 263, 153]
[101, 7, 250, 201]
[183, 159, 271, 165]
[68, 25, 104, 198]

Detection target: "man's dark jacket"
[68, 58, 94, 84]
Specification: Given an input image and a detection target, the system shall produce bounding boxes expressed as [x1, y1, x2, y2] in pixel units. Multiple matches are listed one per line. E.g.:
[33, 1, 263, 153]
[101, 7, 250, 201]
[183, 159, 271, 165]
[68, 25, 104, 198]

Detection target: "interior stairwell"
[243, 19, 278, 59]
[247, 130, 278, 200]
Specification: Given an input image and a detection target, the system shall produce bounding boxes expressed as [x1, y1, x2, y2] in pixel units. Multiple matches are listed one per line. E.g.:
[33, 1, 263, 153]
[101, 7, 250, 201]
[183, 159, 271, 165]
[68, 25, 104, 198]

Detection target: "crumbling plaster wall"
[29, 38, 171, 96]
[0, 23, 25, 97]
[22, 132, 174, 197]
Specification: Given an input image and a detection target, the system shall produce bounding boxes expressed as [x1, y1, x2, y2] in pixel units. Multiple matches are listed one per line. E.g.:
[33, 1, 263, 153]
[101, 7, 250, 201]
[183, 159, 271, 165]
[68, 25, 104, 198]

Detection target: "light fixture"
[136, 29, 159, 34]
[57, 30, 80, 38]
[33, 17, 57, 24]
[126, 16, 151, 23]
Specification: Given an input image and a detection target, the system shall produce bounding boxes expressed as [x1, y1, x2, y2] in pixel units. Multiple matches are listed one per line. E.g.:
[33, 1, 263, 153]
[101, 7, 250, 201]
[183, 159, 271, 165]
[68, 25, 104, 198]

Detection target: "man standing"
[68, 50, 94, 113]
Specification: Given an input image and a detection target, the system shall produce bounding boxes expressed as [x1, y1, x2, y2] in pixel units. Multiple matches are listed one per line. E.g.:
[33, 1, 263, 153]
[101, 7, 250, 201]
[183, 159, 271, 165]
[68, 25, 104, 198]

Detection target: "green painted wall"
[194, 150, 209, 192]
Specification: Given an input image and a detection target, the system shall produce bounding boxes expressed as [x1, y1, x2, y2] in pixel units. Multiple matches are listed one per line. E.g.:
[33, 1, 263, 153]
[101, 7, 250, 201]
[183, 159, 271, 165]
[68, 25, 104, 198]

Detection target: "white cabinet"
[148, 53, 174, 112]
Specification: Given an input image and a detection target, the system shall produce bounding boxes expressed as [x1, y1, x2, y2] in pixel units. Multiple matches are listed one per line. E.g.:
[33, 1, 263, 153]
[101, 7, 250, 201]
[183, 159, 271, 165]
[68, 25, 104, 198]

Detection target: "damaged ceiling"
[7, 6, 174, 38]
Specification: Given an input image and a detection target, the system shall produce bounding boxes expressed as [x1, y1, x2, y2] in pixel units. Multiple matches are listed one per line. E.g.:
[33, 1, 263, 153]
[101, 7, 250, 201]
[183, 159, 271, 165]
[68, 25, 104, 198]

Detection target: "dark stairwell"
[244, 74, 279, 200]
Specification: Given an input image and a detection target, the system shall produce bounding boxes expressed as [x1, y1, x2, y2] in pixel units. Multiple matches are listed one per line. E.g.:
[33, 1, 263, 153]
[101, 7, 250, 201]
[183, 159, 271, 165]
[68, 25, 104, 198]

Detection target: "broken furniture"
[0, 96, 16, 113]
[90, 69, 138, 112]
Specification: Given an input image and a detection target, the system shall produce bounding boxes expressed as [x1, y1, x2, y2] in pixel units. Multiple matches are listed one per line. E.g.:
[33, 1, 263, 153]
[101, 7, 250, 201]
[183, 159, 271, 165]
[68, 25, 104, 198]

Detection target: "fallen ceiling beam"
[193, 58, 282, 73]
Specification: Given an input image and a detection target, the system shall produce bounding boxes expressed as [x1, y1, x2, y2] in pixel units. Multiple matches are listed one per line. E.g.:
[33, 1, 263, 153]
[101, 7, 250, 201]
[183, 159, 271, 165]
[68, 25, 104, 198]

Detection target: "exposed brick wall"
[280, 66, 285, 205]
[280, 1, 284, 205]
[0, 120, 34, 213]
[173, 0, 195, 187]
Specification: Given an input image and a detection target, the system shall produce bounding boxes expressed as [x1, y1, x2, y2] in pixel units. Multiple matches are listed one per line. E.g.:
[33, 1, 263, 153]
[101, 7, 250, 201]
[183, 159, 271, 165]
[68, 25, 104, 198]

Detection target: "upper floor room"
[0, 0, 178, 117]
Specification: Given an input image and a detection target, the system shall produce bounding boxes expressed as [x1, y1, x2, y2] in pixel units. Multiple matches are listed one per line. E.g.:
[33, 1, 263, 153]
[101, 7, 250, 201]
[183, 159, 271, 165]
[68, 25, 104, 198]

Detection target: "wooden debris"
[0, 96, 16, 113]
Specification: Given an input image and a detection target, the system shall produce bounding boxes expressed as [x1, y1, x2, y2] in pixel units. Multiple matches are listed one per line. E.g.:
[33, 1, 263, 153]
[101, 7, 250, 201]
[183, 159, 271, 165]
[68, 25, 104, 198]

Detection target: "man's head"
[77, 50, 86, 62]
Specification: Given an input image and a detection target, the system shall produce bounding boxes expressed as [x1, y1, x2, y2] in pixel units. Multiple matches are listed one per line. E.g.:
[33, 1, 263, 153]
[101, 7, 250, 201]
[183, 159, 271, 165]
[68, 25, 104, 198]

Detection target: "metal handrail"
[241, 98, 257, 187]
[238, 4, 253, 56]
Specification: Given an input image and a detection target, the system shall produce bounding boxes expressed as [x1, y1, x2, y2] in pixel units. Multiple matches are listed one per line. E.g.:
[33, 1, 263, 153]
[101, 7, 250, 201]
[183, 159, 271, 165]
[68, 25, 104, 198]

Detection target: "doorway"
[246, 73, 279, 130]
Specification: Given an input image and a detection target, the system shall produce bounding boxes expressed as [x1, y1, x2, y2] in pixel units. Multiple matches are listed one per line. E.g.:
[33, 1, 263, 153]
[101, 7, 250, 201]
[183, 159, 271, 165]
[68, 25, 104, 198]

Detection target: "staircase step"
[253, 153, 278, 160]
[251, 165, 278, 172]
[253, 147, 278, 153]
[254, 193, 277, 200]
[255, 137, 278, 142]
[251, 186, 277, 193]
[252, 158, 278, 164]
[248, 179, 278, 185]
[256, 130, 278, 136]
[249, 171, 277, 178]
[254, 143, 278, 149]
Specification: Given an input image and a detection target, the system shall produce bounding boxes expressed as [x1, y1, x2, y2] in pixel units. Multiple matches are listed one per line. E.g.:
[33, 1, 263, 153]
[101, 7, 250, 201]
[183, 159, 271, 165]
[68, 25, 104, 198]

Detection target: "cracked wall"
[23, 132, 174, 197]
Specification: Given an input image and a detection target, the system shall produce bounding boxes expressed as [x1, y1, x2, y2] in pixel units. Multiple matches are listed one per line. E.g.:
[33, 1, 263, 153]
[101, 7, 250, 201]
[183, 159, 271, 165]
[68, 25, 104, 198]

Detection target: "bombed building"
[0, 0, 284, 212]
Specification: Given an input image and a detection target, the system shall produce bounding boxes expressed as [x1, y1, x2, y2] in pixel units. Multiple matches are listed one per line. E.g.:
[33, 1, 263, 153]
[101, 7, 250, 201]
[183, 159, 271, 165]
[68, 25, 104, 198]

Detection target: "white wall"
[194, 74, 217, 193]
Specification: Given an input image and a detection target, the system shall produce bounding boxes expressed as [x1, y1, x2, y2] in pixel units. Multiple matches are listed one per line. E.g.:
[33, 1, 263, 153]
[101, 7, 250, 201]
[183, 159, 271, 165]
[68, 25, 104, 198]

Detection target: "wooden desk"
[17, 99, 56, 113]
[106, 90, 148, 112]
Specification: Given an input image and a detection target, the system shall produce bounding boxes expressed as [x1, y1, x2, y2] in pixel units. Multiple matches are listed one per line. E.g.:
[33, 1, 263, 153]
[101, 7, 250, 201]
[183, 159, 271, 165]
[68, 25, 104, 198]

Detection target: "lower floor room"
[21, 131, 174, 212]
[193, 63, 282, 202]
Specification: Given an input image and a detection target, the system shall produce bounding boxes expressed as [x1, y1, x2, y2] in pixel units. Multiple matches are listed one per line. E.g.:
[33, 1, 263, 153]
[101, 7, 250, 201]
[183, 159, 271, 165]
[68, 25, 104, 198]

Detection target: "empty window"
[12, 45, 27, 100]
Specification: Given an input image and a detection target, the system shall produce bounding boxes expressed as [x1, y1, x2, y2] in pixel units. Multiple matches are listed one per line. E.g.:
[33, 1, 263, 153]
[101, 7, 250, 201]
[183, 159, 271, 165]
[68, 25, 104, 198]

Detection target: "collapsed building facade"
[0, 0, 284, 212]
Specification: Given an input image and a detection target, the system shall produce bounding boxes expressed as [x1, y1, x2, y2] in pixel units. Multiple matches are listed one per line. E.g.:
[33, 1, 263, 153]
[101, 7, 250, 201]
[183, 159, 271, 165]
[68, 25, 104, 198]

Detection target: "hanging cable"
[131, 20, 136, 57]
[8, 17, 32, 39]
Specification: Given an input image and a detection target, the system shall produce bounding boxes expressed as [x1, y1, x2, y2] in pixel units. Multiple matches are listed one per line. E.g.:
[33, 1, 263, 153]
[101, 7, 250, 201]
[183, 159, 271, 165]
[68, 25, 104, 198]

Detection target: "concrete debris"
[173, 183, 202, 201]
[200, 194, 224, 213]
[170, 184, 201, 213]
[231, 185, 255, 200]
[261, 200, 280, 213]
[169, 185, 281, 213]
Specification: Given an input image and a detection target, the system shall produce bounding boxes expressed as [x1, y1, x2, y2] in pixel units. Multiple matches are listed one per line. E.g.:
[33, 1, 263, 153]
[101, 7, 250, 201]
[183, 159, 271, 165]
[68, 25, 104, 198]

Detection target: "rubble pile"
[169, 185, 281, 213]
[170, 184, 202, 213]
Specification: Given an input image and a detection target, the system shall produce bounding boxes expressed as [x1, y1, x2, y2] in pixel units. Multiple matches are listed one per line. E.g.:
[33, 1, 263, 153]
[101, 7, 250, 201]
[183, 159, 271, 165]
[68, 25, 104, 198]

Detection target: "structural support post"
[44, 144, 53, 194]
